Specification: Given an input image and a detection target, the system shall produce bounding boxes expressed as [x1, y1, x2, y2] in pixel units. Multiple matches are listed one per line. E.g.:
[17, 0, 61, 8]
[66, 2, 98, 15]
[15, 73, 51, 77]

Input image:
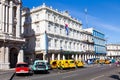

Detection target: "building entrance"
[9, 48, 18, 68]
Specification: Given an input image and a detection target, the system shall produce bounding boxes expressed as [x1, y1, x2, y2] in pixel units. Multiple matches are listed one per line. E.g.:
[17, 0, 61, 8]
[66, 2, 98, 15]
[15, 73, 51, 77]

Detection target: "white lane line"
[62, 74, 78, 78]
[91, 75, 104, 80]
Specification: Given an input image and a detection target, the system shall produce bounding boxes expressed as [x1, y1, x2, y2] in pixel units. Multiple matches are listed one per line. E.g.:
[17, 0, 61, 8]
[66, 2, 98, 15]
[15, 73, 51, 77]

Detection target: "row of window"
[108, 51, 120, 56]
[107, 45, 120, 50]
[48, 22, 93, 41]
[48, 38, 94, 51]
[95, 46, 106, 53]
[93, 30, 104, 39]
[46, 10, 82, 29]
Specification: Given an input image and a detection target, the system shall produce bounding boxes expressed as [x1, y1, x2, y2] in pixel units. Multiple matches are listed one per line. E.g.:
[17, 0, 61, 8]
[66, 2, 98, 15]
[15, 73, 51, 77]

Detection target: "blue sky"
[22, 0, 120, 43]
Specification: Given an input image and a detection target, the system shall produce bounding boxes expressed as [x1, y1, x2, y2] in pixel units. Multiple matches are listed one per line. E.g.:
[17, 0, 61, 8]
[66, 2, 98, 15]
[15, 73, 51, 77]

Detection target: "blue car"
[30, 60, 49, 73]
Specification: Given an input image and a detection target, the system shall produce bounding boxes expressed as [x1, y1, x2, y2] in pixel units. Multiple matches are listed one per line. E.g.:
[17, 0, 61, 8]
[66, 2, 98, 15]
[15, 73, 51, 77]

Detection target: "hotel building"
[22, 3, 95, 63]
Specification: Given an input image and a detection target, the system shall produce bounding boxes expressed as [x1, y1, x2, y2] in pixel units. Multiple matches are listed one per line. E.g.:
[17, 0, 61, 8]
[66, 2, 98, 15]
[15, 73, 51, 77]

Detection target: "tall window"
[48, 39, 51, 47]
[55, 39, 57, 47]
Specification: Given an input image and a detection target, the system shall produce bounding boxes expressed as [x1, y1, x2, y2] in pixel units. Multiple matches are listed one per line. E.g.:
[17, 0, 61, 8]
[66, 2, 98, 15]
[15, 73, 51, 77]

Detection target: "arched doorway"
[9, 48, 19, 68]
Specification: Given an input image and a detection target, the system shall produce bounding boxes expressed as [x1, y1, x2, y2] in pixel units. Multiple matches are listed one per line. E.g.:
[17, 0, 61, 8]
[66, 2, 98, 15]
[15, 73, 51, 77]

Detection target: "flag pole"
[85, 8, 88, 28]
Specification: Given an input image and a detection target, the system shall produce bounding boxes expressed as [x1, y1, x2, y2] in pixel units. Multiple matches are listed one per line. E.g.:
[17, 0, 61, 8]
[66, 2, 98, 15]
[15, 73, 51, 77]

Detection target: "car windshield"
[36, 62, 45, 65]
[70, 61, 74, 63]
[16, 64, 28, 67]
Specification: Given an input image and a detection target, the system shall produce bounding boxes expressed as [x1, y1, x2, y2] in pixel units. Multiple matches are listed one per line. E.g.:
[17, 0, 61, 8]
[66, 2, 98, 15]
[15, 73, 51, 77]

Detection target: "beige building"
[0, 0, 25, 69]
[22, 3, 95, 63]
[106, 44, 120, 59]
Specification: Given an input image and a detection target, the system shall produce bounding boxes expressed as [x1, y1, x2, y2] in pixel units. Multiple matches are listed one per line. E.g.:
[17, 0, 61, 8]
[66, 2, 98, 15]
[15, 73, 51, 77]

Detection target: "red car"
[15, 62, 32, 75]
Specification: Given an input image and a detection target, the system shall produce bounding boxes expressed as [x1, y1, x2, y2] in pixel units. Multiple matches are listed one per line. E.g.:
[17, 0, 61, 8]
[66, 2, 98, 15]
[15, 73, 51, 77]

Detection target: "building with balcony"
[84, 28, 106, 59]
[22, 3, 95, 63]
[106, 44, 120, 59]
[0, 0, 25, 69]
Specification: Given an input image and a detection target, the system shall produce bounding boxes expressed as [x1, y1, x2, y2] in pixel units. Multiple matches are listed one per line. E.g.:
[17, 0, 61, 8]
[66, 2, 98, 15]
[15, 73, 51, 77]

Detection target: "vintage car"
[50, 60, 58, 69]
[75, 60, 84, 68]
[57, 60, 69, 69]
[15, 62, 33, 75]
[67, 59, 76, 68]
[30, 60, 49, 73]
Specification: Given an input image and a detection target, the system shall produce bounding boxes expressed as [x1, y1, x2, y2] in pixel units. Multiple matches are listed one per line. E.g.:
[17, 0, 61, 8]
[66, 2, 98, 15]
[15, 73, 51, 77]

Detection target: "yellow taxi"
[67, 59, 76, 68]
[57, 60, 69, 69]
[75, 60, 84, 68]
[99, 59, 105, 64]
[104, 59, 110, 64]
[50, 60, 58, 69]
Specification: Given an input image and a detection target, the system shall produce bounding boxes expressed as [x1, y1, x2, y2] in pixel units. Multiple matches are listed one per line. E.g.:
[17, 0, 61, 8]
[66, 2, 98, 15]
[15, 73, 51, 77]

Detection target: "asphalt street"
[0, 64, 120, 80]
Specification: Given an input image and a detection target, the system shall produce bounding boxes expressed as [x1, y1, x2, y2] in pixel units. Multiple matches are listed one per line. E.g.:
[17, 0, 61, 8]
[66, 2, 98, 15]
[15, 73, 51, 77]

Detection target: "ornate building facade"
[22, 3, 95, 63]
[106, 44, 120, 59]
[0, 0, 25, 69]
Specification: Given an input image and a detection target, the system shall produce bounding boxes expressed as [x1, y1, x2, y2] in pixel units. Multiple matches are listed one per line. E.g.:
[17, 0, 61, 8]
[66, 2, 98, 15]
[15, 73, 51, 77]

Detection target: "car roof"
[16, 62, 28, 64]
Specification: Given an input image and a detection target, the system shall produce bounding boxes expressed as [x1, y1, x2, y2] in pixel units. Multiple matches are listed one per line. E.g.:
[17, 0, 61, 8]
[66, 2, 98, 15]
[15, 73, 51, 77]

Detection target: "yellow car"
[75, 60, 84, 68]
[50, 60, 58, 69]
[105, 60, 110, 64]
[99, 59, 105, 64]
[67, 60, 76, 68]
[57, 60, 69, 69]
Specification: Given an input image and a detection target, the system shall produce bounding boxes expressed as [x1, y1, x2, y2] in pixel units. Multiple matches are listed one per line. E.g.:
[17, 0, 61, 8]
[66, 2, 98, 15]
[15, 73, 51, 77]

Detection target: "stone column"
[1, 47, 4, 63]
[17, 50, 24, 62]
[5, 4, 8, 33]
[52, 53, 54, 60]
[78, 54, 81, 60]
[5, 47, 9, 63]
[9, 1, 13, 35]
[2, 2, 5, 32]
[57, 54, 60, 60]
[16, 3, 21, 37]
[0, 3, 2, 30]
[72, 54, 74, 59]
[75, 54, 78, 60]
[43, 53, 46, 60]
[62, 55, 65, 60]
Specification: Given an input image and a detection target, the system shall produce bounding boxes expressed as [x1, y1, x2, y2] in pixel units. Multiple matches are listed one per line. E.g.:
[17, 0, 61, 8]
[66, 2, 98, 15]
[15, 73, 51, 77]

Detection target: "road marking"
[90, 75, 104, 80]
[62, 74, 78, 78]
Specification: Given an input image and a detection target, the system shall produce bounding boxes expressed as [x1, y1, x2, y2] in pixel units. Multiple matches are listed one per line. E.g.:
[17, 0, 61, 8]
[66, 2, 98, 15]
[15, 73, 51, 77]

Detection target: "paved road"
[0, 64, 120, 80]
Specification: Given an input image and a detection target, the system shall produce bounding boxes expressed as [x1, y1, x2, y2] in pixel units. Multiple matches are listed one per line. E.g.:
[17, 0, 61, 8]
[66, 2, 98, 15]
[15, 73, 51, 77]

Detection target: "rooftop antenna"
[85, 8, 88, 28]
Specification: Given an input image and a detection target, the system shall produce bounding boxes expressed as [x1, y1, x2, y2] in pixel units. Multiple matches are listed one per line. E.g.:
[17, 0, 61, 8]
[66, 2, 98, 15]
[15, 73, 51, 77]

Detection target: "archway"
[9, 48, 19, 68]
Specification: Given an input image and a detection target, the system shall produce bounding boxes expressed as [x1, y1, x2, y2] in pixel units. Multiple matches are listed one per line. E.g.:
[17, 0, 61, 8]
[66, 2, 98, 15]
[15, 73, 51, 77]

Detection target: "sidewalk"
[0, 69, 14, 75]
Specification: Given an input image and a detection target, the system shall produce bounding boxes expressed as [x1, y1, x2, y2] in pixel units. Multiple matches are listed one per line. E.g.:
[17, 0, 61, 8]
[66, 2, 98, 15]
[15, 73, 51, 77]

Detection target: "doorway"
[9, 48, 18, 68]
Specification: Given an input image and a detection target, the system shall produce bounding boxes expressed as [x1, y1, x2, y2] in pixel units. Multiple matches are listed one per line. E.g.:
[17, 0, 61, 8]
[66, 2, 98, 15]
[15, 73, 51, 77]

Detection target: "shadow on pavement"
[110, 75, 120, 80]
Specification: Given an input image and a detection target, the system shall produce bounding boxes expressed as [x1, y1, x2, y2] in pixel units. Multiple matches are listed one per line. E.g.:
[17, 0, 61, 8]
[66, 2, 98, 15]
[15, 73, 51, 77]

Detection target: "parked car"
[30, 60, 49, 73]
[75, 60, 84, 68]
[15, 62, 33, 75]
[67, 59, 76, 68]
[57, 60, 69, 69]
[50, 60, 59, 69]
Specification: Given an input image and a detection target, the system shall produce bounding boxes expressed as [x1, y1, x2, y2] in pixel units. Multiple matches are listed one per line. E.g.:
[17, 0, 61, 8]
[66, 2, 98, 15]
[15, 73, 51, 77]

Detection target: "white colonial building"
[22, 3, 94, 63]
[0, 0, 25, 69]
[106, 44, 120, 59]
